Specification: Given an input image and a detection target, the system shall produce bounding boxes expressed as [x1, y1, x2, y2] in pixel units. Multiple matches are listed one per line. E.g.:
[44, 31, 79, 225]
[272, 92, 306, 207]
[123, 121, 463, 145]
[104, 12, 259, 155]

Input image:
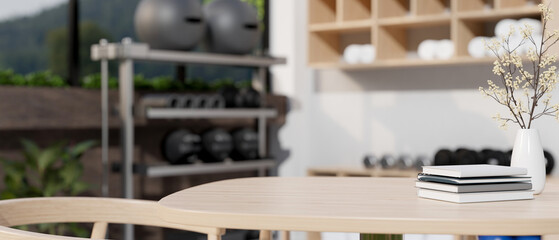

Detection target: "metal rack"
[91, 38, 286, 240]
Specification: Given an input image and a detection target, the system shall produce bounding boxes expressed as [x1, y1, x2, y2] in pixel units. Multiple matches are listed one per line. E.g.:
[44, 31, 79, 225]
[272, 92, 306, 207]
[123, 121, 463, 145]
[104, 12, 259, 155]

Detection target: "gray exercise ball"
[204, 0, 260, 54]
[134, 0, 205, 50]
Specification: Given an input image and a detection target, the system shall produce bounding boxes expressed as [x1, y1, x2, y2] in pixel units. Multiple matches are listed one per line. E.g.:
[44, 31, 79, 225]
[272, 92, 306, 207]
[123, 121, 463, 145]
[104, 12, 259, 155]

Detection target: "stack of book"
[416, 164, 534, 203]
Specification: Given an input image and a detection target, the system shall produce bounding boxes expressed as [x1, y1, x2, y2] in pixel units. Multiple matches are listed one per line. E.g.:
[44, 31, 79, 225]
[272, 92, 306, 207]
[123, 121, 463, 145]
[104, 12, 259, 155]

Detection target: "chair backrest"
[0, 197, 225, 240]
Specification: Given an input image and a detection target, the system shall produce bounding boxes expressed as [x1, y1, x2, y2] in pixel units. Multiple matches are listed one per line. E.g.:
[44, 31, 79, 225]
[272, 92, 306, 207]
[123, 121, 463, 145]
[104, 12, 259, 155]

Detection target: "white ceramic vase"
[510, 129, 546, 194]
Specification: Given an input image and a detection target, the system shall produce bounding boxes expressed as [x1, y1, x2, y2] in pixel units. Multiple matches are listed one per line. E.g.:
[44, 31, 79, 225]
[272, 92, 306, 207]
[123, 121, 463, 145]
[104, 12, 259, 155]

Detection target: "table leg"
[307, 231, 321, 240]
[260, 230, 272, 240]
[208, 234, 222, 240]
[360, 234, 403, 240]
[280, 231, 290, 240]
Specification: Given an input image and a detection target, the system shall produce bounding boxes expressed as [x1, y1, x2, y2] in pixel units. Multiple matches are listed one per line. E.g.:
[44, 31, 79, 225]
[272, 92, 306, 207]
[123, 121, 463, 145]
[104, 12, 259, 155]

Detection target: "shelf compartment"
[410, 0, 450, 16]
[309, 0, 337, 24]
[376, 24, 451, 60]
[378, 15, 451, 28]
[457, 6, 540, 21]
[455, 0, 495, 12]
[140, 159, 276, 178]
[454, 15, 541, 57]
[146, 108, 278, 119]
[495, 0, 542, 9]
[309, 20, 372, 33]
[342, 0, 373, 21]
[308, 29, 372, 65]
[376, 0, 410, 19]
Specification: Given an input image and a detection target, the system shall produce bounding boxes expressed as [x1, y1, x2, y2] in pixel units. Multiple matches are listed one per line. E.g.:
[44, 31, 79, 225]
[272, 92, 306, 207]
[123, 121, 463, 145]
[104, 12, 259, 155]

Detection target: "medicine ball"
[135, 0, 205, 50]
[230, 128, 259, 160]
[204, 0, 260, 54]
[481, 149, 509, 166]
[379, 155, 396, 169]
[199, 128, 233, 162]
[162, 129, 202, 165]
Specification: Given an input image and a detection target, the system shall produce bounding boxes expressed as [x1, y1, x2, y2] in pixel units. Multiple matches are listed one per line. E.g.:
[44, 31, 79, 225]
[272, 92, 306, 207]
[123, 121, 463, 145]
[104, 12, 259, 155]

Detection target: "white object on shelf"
[495, 19, 518, 37]
[343, 44, 361, 64]
[468, 36, 488, 58]
[518, 18, 542, 35]
[360, 44, 376, 63]
[418, 39, 437, 60]
[435, 39, 454, 60]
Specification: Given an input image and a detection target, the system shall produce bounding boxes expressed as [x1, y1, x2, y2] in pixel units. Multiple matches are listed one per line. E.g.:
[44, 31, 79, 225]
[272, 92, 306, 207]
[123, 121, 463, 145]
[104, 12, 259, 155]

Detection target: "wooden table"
[157, 177, 559, 237]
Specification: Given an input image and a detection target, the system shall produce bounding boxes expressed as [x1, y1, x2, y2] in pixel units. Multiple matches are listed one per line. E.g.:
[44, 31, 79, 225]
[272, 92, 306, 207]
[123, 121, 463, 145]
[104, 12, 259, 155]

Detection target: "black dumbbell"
[455, 148, 480, 165]
[218, 86, 239, 108]
[395, 155, 414, 169]
[544, 150, 555, 175]
[481, 149, 509, 166]
[433, 149, 455, 165]
[230, 128, 259, 161]
[236, 88, 261, 108]
[199, 128, 233, 163]
[161, 129, 202, 165]
[379, 155, 396, 169]
[413, 156, 429, 170]
[363, 155, 378, 169]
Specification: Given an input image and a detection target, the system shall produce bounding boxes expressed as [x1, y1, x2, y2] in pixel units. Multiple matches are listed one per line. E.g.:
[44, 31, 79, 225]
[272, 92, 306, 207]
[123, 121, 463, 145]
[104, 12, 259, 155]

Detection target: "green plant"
[0, 139, 97, 237]
[81, 73, 118, 89]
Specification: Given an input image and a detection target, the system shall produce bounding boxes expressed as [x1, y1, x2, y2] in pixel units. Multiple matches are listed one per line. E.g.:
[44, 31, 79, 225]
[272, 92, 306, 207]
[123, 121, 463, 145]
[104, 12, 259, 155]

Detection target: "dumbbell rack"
[91, 38, 286, 240]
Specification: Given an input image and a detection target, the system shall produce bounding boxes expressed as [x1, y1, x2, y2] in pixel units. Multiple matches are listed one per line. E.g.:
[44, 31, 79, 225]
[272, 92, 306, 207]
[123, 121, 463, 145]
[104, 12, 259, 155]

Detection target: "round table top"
[157, 177, 559, 235]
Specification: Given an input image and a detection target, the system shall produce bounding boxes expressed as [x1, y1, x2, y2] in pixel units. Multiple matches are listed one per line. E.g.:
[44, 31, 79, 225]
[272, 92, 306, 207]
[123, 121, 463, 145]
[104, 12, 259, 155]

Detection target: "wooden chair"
[0, 197, 225, 240]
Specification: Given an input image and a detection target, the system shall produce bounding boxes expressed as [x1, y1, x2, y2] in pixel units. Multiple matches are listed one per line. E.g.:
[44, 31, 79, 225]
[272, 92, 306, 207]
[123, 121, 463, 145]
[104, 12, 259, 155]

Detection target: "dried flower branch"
[480, 4, 559, 129]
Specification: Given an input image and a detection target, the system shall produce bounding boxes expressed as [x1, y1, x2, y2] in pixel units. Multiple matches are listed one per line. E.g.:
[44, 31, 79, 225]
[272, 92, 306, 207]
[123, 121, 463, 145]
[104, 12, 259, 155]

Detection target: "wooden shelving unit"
[308, 0, 548, 69]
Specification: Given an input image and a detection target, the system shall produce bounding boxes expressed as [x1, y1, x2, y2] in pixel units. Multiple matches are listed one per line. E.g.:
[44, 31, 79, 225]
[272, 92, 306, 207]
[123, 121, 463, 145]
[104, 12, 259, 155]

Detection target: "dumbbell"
[230, 128, 259, 161]
[363, 155, 378, 169]
[413, 156, 430, 170]
[379, 155, 397, 169]
[481, 149, 509, 166]
[161, 129, 202, 165]
[433, 149, 455, 165]
[236, 88, 261, 108]
[395, 155, 414, 169]
[218, 86, 239, 108]
[199, 128, 233, 163]
[454, 148, 480, 165]
[544, 150, 555, 175]
[218, 86, 261, 108]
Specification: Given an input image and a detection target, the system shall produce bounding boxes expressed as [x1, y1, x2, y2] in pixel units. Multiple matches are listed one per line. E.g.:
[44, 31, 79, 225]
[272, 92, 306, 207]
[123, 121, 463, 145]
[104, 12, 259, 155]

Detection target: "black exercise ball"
[199, 129, 233, 162]
[230, 128, 259, 160]
[162, 129, 202, 165]
[204, 0, 260, 54]
[454, 148, 479, 165]
[135, 0, 205, 50]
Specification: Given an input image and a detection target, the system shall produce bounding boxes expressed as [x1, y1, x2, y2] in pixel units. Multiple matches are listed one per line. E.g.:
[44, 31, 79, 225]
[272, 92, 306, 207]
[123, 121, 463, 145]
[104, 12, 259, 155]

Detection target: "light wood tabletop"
[157, 177, 559, 235]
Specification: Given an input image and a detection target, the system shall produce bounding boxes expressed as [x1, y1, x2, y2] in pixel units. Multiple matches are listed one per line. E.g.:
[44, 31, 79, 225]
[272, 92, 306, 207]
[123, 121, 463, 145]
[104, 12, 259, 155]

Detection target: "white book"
[422, 164, 527, 178]
[417, 174, 531, 185]
[417, 188, 534, 203]
[415, 181, 532, 193]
